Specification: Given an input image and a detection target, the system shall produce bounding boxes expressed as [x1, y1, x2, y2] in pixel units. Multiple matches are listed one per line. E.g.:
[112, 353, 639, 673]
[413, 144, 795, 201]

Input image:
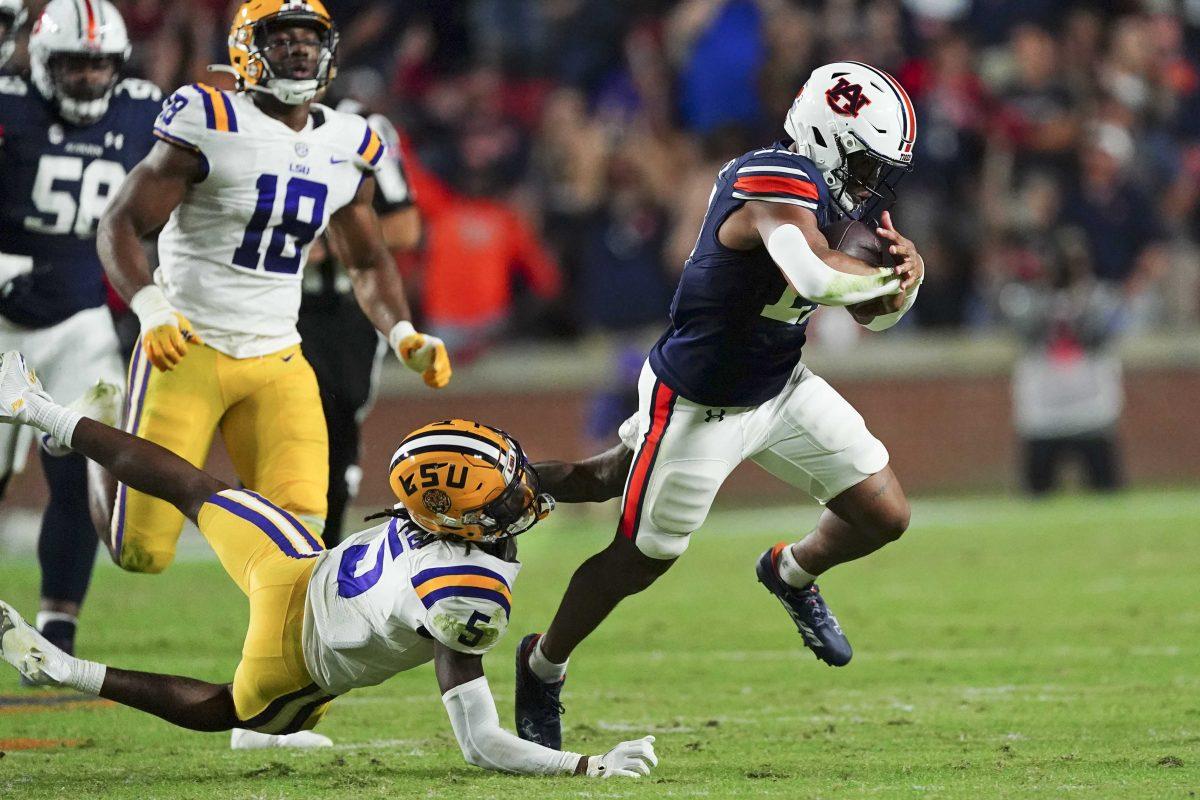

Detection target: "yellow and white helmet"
[389, 420, 554, 544]
[222, 0, 337, 105]
[784, 61, 917, 217]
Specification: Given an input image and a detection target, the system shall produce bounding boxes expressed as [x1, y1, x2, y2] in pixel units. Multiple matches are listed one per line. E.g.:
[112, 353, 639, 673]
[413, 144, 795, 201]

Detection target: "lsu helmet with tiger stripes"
[784, 61, 916, 217]
[217, 0, 338, 106]
[28, 0, 131, 125]
[389, 420, 554, 544]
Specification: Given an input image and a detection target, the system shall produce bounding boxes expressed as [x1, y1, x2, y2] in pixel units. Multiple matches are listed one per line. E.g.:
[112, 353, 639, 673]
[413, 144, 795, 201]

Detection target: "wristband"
[129, 285, 176, 328]
[387, 320, 417, 351]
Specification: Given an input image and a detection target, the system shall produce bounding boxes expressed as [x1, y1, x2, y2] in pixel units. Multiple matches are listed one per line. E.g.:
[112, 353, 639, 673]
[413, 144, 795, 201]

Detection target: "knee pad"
[117, 541, 175, 574]
[645, 461, 726, 534]
[632, 460, 728, 560]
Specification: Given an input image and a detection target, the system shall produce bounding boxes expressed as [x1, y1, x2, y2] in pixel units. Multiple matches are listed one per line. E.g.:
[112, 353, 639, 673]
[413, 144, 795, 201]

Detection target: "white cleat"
[230, 728, 334, 750]
[0, 350, 48, 424]
[41, 378, 123, 457]
[0, 600, 71, 688]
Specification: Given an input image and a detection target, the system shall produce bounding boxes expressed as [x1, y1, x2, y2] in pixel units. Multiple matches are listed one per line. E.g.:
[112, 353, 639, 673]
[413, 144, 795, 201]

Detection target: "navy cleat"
[514, 633, 565, 748]
[756, 543, 853, 666]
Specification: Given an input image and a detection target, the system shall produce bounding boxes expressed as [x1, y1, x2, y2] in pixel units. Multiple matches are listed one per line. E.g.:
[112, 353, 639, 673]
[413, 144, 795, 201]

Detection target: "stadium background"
[4, 0, 1200, 523]
[3, 4, 1200, 797]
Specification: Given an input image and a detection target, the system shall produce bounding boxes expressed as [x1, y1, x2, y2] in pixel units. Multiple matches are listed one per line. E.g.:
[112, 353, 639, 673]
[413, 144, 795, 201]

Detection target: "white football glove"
[0, 350, 49, 425]
[587, 735, 658, 778]
[388, 321, 451, 389]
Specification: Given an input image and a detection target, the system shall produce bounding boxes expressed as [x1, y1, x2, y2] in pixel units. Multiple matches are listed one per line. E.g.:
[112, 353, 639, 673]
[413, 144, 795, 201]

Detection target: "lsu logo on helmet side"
[825, 77, 872, 118]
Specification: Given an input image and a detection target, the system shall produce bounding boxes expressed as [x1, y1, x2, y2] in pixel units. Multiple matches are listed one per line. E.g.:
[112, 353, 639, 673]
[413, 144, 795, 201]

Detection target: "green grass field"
[2, 489, 1198, 799]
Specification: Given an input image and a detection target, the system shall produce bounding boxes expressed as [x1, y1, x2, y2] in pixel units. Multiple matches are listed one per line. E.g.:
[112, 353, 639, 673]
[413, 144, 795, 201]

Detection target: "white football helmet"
[784, 61, 917, 217]
[0, 0, 26, 68]
[29, 0, 131, 125]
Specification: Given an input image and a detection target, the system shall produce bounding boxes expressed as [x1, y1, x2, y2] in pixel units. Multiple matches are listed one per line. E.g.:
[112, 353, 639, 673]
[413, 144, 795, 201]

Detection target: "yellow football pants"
[196, 488, 334, 733]
[111, 340, 328, 573]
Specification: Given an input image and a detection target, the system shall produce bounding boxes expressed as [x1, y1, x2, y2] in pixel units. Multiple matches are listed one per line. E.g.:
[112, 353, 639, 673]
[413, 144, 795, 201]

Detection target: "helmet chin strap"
[207, 63, 318, 105]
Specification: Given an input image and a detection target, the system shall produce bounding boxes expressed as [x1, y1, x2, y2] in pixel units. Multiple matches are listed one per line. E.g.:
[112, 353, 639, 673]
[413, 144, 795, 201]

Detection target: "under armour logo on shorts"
[704, 409, 726, 422]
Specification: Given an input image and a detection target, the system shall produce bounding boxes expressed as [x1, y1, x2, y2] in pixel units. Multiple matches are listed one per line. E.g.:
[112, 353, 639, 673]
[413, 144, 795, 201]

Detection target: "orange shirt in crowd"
[402, 147, 561, 327]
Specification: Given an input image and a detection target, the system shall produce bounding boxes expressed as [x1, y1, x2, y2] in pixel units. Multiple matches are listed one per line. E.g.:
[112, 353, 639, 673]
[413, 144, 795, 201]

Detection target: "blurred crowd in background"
[10, 0, 1200, 350]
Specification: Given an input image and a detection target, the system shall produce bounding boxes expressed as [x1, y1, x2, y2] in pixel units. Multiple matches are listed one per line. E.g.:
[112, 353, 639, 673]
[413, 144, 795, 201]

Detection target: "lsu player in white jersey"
[0, 352, 658, 778]
[96, 0, 450, 575]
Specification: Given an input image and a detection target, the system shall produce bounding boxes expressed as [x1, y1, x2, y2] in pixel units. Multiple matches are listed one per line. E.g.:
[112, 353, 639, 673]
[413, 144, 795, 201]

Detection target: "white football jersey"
[301, 513, 520, 696]
[151, 83, 387, 358]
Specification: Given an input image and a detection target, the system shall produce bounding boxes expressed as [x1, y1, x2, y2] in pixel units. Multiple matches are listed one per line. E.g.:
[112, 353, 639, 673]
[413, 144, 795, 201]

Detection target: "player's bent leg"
[799, 466, 911, 574]
[2, 598, 241, 730]
[519, 452, 731, 745]
[750, 366, 905, 664]
[110, 342, 223, 573]
[516, 535, 676, 748]
[100, 669, 241, 732]
[194, 489, 333, 739]
[218, 345, 329, 536]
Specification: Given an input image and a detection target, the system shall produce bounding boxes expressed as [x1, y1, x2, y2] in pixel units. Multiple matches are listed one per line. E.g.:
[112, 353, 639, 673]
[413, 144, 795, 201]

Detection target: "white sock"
[31, 628, 105, 694]
[36, 611, 78, 630]
[777, 544, 819, 589]
[528, 637, 568, 683]
[25, 394, 82, 449]
[67, 658, 107, 695]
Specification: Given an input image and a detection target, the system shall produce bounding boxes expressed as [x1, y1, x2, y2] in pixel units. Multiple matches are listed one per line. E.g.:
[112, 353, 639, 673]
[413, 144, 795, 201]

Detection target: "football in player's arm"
[0, 351, 656, 779]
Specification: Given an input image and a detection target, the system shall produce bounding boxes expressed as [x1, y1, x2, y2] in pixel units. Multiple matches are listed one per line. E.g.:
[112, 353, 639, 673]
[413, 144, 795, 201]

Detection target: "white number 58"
[23, 155, 127, 238]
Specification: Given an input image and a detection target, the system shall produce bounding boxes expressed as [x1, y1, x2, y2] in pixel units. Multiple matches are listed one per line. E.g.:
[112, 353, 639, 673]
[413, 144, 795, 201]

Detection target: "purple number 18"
[231, 174, 327, 274]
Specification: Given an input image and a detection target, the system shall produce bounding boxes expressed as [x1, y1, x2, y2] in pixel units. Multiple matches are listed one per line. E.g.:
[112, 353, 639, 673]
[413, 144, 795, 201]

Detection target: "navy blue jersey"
[648, 142, 836, 407]
[0, 75, 160, 328]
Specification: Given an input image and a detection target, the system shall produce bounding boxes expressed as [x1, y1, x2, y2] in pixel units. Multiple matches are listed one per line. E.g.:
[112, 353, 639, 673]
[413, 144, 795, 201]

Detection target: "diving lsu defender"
[0, 355, 657, 778]
[98, 0, 451, 573]
[515, 62, 926, 748]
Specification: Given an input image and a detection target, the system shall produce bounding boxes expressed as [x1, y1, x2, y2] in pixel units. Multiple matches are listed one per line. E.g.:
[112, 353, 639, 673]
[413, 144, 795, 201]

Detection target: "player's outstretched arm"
[98, 141, 207, 370]
[434, 643, 658, 777]
[533, 443, 633, 504]
[328, 175, 451, 389]
[0, 352, 225, 521]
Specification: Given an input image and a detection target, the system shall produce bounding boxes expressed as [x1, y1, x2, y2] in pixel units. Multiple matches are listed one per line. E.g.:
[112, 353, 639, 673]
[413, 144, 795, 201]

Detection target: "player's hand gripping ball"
[823, 217, 903, 324]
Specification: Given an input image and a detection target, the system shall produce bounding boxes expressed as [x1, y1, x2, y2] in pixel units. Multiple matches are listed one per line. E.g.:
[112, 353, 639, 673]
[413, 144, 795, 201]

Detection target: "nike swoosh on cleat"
[329, 157, 348, 164]
[282, 354, 295, 362]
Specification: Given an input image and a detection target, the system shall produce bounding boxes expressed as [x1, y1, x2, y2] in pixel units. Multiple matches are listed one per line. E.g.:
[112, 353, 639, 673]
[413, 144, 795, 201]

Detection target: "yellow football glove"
[130, 286, 203, 372]
[389, 321, 451, 389]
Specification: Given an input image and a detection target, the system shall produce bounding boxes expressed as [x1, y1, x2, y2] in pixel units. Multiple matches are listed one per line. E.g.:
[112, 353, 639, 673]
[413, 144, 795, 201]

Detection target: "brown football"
[823, 217, 891, 267]
[823, 218, 895, 320]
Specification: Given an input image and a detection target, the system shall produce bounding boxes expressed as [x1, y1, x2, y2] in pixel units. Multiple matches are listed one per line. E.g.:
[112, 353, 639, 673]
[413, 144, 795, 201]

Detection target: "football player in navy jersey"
[515, 62, 927, 747]
[0, 0, 159, 661]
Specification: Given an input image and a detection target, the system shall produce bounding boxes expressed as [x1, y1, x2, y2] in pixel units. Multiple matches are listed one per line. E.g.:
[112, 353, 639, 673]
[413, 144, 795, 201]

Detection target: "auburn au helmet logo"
[825, 77, 871, 118]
